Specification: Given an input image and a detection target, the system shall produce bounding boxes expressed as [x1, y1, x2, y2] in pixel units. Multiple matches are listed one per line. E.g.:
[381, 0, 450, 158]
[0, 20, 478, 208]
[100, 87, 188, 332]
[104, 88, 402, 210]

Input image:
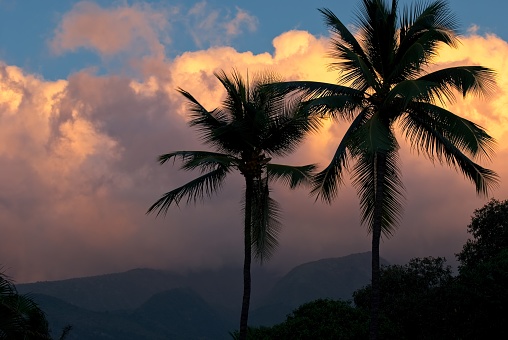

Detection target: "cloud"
[187, 1, 258, 48]
[50, 1, 169, 58]
[224, 7, 258, 36]
[1, 28, 508, 283]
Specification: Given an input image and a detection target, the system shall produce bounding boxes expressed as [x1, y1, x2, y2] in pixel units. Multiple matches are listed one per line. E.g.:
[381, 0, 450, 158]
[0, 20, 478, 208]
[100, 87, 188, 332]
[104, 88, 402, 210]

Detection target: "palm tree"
[272, 0, 498, 338]
[0, 271, 51, 340]
[147, 69, 319, 340]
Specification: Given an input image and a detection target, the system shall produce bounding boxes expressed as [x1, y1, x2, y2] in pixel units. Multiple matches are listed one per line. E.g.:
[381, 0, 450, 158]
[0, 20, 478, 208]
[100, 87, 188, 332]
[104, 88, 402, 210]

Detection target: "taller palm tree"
[272, 0, 498, 338]
[147, 69, 319, 340]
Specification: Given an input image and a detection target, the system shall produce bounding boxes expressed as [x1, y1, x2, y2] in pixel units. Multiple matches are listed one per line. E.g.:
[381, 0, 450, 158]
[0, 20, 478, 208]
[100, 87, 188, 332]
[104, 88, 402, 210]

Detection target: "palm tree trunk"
[369, 151, 386, 340]
[239, 177, 253, 340]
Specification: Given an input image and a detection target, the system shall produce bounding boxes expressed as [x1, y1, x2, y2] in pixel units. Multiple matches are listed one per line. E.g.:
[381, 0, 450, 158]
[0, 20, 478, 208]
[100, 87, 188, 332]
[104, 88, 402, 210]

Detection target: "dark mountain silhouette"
[33, 293, 166, 340]
[250, 251, 389, 325]
[133, 287, 232, 339]
[19, 266, 278, 313]
[19, 252, 384, 339]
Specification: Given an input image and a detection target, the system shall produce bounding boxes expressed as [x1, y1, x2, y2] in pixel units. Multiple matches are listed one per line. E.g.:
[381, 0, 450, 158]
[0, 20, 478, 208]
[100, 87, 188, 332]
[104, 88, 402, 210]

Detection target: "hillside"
[20, 252, 384, 339]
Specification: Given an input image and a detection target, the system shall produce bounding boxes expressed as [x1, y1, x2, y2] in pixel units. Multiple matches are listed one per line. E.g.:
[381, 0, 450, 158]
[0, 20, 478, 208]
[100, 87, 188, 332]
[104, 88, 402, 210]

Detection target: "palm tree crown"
[272, 0, 498, 338]
[147, 69, 319, 339]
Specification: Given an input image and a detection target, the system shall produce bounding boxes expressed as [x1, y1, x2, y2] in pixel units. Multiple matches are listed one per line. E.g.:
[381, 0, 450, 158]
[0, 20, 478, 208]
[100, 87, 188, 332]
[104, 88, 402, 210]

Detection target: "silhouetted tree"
[0, 271, 51, 339]
[147, 70, 319, 340]
[271, 1, 497, 337]
[354, 257, 453, 339]
[457, 198, 508, 271]
[451, 199, 508, 338]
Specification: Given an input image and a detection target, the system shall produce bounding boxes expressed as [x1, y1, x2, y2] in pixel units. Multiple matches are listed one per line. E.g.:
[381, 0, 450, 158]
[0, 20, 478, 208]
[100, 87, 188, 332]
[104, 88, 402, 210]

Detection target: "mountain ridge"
[19, 251, 384, 339]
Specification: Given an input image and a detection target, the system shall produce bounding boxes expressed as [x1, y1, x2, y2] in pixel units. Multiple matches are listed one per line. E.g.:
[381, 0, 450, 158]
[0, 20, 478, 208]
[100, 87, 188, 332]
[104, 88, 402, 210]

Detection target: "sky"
[1, 0, 508, 283]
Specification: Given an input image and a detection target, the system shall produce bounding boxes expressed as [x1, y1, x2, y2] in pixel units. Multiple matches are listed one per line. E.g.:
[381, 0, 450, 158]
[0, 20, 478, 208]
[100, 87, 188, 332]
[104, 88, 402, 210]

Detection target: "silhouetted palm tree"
[272, 1, 498, 338]
[147, 69, 319, 340]
[0, 271, 51, 339]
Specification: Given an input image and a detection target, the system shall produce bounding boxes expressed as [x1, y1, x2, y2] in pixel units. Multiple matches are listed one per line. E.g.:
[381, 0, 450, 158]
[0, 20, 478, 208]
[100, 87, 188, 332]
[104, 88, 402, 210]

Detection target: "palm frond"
[319, 7, 366, 58]
[400, 0, 458, 45]
[0, 272, 16, 296]
[320, 5, 378, 90]
[395, 0, 458, 82]
[301, 94, 363, 120]
[0, 272, 51, 339]
[215, 69, 248, 121]
[352, 142, 405, 238]
[419, 66, 496, 99]
[147, 166, 230, 217]
[402, 102, 496, 161]
[157, 151, 237, 177]
[261, 104, 322, 156]
[312, 107, 371, 202]
[266, 81, 364, 120]
[327, 40, 378, 91]
[266, 163, 317, 189]
[250, 177, 282, 263]
[177, 88, 228, 141]
[400, 110, 498, 195]
[386, 66, 496, 110]
[350, 110, 394, 155]
[346, 111, 405, 237]
[267, 81, 363, 100]
[354, 0, 398, 82]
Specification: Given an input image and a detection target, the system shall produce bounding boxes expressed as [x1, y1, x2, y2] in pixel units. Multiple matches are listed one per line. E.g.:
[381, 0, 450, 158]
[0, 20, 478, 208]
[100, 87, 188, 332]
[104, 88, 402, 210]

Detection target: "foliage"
[450, 198, 508, 338]
[457, 198, 508, 271]
[352, 197, 508, 339]
[239, 249, 508, 339]
[232, 299, 370, 340]
[0, 271, 52, 340]
[353, 257, 453, 339]
[450, 249, 508, 338]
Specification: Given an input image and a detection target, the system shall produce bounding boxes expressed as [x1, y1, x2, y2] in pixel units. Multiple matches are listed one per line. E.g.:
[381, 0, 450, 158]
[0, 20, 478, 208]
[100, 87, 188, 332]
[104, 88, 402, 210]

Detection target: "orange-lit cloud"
[1, 4, 508, 283]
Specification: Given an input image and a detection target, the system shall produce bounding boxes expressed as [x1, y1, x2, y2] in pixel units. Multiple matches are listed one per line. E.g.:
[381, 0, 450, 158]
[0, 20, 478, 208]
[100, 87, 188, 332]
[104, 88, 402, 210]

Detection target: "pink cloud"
[1, 30, 507, 283]
[224, 7, 258, 36]
[187, 2, 258, 48]
[50, 1, 169, 58]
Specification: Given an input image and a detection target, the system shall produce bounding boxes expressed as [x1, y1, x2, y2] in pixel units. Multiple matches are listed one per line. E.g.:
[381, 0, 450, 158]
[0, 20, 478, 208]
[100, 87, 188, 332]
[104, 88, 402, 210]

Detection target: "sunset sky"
[1, 0, 508, 283]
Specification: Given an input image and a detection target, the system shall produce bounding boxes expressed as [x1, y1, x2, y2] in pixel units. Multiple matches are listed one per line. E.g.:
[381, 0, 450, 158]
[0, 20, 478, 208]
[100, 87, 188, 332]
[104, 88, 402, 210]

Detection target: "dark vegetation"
[239, 198, 508, 339]
[0, 270, 70, 340]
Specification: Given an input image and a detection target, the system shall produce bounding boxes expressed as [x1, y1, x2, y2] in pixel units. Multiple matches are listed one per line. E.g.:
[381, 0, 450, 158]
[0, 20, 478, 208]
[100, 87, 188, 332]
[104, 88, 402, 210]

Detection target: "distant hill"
[20, 268, 183, 312]
[33, 293, 167, 340]
[19, 252, 386, 339]
[133, 288, 232, 339]
[250, 251, 386, 325]
[19, 266, 278, 313]
[33, 288, 229, 340]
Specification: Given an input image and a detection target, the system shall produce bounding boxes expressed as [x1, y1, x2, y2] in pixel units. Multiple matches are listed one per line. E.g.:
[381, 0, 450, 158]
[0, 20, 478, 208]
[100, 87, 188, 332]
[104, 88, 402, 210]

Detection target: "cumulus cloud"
[1, 26, 508, 283]
[50, 1, 169, 58]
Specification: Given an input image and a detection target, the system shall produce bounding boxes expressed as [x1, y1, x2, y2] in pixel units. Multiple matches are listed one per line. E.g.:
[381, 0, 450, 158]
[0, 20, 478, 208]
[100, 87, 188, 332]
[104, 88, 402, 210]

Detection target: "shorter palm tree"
[147, 69, 319, 340]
